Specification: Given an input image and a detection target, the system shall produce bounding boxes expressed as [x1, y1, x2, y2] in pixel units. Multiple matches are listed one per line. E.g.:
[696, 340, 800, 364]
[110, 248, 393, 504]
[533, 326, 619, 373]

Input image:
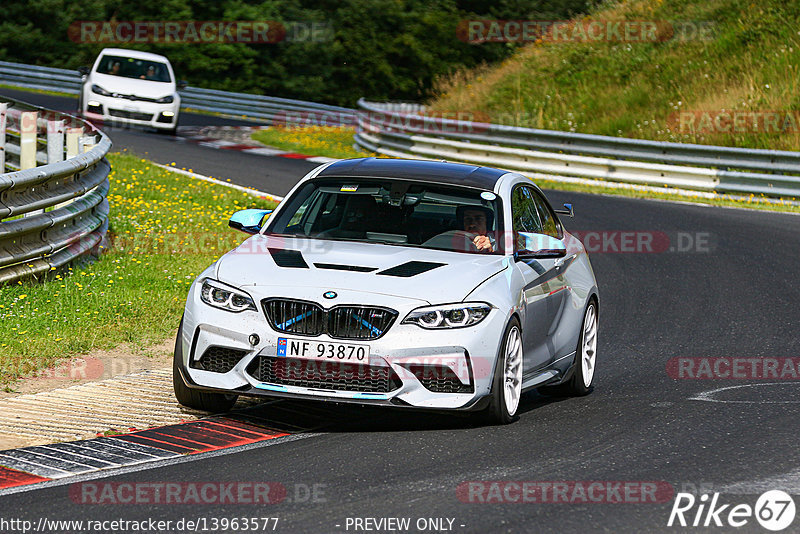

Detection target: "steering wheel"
[422, 230, 479, 252]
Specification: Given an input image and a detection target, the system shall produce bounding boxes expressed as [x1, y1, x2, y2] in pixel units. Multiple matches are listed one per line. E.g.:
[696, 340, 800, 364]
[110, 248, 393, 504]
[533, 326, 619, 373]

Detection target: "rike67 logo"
[668, 490, 796, 531]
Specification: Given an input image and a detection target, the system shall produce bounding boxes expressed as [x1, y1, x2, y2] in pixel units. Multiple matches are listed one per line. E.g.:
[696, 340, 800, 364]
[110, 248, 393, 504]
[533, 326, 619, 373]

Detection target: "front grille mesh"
[407, 364, 474, 393]
[249, 356, 402, 393]
[191, 346, 248, 373]
[263, 299, 325, 336]
[327, 307, 396, 340]
[262, 299, 397, 340]
[108, 109, 154, 121]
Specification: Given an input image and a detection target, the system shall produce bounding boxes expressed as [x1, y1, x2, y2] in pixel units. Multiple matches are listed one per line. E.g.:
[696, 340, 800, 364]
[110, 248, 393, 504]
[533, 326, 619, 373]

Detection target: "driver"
[458, 206, 495, 252]
[141, 66, 156, 80]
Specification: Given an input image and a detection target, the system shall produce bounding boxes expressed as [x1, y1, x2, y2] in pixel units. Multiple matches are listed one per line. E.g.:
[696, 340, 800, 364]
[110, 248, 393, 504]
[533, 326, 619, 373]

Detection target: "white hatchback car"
[78, 48, 183, 134]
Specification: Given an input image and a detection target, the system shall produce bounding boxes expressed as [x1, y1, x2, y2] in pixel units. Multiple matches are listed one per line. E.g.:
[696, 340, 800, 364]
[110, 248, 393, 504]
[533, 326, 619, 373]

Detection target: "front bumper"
[178, 283, 507, 410]
[83, 93, 179, 130]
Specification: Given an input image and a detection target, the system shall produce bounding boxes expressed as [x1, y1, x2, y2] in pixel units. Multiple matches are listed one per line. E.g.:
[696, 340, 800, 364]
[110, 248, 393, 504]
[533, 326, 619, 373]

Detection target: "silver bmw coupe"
[174, 158, 599, 424]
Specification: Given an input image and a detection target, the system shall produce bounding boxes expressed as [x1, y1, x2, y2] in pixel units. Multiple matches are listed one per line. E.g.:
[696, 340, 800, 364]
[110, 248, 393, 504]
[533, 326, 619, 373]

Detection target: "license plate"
[276, 337, 370, 364]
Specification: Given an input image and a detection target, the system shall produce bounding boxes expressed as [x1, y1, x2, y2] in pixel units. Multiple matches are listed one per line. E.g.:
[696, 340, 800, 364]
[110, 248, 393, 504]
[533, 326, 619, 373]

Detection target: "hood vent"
[269, 248, 308, 269]
[376, 261, 446, 278]
[314, 263, 377, 273]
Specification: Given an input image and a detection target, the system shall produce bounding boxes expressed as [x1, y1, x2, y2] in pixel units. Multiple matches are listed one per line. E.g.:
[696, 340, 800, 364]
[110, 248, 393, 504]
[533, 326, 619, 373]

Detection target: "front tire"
[484, 318, 523, 425]
[172, 319, 238, 413]
[539, 299, 598, 397]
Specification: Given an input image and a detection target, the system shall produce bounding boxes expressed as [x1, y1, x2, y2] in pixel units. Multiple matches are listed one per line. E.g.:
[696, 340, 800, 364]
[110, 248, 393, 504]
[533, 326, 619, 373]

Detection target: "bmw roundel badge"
[323, 291, 337, 299]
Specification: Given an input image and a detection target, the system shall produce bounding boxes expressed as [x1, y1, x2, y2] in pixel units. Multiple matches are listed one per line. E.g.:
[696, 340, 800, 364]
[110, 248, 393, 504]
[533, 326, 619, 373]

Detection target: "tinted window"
[96, 55, 171, 82]
[267, 179, 503, 254]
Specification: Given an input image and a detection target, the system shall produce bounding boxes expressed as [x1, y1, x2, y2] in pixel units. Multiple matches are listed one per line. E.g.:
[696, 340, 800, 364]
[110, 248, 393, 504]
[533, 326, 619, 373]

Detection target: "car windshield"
[267, 178, 503, 254]
[96, 55, 171, 82]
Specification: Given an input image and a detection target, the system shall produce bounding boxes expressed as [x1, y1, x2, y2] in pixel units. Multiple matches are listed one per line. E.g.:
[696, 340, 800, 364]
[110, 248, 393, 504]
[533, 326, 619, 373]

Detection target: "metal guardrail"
[0, 97, 111, 284]
[0, 60, 356, 125]
[355, 100, 800, 198]
[5, 60, 800, 197]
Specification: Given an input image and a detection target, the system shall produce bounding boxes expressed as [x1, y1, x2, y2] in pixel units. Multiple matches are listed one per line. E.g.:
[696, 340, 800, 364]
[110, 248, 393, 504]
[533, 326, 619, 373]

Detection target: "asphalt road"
[2, 88, 800, 533]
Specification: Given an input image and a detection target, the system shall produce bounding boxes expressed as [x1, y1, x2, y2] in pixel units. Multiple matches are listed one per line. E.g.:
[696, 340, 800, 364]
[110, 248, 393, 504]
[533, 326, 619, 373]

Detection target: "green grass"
[251, 126, 372, 159]
[430, 0, 800, 152]
[0, 152, 276, 387]
[0, 83, 75, 99]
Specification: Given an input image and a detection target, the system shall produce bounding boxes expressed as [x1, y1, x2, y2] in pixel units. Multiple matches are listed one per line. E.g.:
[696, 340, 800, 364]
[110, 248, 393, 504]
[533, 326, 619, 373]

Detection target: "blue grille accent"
[262, 299, 397, 340]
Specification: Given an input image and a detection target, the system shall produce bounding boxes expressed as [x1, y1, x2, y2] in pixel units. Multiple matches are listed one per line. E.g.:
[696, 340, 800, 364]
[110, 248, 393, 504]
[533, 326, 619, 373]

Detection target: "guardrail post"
[66, 127, 84, 158]
[20, 111, 43, 217]
[79, 135, 97, 154]
[19, 111, 38, 170]
[47, 120, 65, 164]
[0, 102, 6, 173]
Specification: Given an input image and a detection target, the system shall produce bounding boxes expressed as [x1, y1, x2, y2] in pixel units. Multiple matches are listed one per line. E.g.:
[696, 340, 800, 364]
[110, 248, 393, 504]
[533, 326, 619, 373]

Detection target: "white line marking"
[153, 163, 284, 201]
[689, 382, 800, 403]
[306, 156, 339, 163]
[718, 467, 800, 494]
[242, 147, 288, 156]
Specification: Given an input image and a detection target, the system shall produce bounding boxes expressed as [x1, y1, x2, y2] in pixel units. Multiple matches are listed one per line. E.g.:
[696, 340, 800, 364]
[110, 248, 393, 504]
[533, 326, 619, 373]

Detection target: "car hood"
[215, 235, 507, 305]
[91, 73, 175, 98]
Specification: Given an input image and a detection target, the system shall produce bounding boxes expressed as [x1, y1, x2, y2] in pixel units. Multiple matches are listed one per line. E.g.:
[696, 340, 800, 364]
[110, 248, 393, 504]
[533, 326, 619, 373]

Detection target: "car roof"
[98, 48, 171, 63]
[315, 158, 508, 190]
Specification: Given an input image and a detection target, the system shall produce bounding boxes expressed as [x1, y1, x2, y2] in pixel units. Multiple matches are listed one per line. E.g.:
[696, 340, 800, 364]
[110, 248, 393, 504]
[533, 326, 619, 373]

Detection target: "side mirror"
[554, 203, 574, 218]
[78, 66, 90, 77]
[515, 232, 567, 260]
[177, 80, 188, 90]
[229, 209, 272, 234]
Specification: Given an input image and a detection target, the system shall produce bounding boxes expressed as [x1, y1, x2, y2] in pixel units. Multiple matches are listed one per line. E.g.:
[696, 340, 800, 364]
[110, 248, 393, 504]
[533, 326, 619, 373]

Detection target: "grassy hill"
[429, 0, 800, 151]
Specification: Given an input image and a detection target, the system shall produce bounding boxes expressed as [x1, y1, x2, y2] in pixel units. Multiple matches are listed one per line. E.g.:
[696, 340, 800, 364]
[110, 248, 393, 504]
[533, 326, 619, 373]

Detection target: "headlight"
[200, 279, 256, 313]
[156, 95, 174, 103]
[91, 84, 112, 96]
[402, 302, 492, 329]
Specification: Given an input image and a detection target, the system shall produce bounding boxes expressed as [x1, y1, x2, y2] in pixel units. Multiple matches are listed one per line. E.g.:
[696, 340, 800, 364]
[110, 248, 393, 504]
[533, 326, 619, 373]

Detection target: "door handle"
[554, 254, 575, 269]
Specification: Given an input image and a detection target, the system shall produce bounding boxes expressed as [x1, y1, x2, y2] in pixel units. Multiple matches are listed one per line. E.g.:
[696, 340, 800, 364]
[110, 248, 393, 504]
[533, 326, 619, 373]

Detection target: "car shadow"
[224, 390, 572, 434]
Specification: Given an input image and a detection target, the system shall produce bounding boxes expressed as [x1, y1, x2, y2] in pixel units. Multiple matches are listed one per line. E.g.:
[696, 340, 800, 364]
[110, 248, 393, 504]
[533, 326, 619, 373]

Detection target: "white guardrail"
[0, 97, 111, 284]
[355, 100, 800, 198]
[0, 60, 357, 125]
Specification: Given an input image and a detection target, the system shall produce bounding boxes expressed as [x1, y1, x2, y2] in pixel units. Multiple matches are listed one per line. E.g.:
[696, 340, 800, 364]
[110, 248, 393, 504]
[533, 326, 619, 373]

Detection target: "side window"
[511, 186, 543, 250]
[531, 191, 560, 238]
